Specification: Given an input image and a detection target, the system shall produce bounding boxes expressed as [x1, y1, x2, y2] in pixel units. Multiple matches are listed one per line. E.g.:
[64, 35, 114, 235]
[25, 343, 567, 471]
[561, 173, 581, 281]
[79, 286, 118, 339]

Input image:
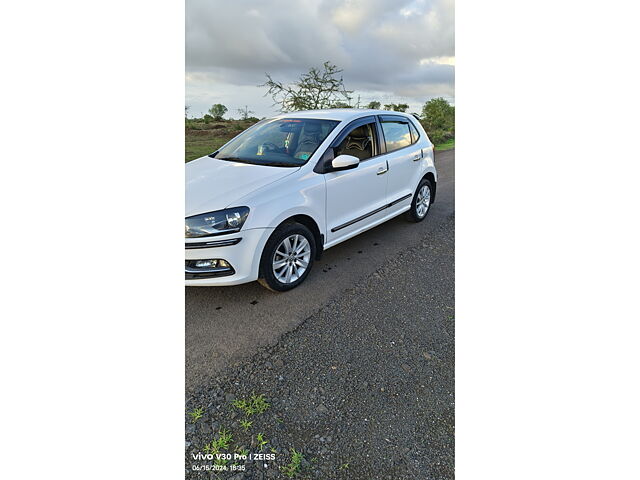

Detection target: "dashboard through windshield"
[213, 118, 340, 167]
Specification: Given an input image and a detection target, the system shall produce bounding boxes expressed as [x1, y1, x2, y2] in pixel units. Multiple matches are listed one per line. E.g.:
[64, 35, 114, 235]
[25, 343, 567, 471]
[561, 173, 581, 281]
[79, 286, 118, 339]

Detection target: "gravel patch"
[186, 214, 455, 479]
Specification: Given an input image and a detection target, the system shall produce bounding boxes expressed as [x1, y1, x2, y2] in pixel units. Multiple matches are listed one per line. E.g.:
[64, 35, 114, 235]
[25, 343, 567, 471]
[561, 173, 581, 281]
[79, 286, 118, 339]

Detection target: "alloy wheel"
[416, 184, 431, 218]
[272, 234, 311, 284]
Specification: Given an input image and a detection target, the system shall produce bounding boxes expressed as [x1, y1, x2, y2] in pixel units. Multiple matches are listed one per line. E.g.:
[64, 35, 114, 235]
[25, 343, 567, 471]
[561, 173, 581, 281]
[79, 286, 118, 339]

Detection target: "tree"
[421, 97, 455, 132]
[185, 105, 190, 118]
[262, 61, 354, 112]
[383, 103, 409, 112]
[367, 101, 381, 110]
[237, 105, 255, 120]
[208, 104, 228, 120]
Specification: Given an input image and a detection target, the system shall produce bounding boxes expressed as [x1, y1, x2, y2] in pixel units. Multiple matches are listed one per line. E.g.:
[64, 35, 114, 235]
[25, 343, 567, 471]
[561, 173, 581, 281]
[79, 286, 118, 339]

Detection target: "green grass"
[187, 407, 204, 423]
[256, 432, 268, 451]
[435, 138, 455, 150]
[185, 119, 259, 162]
[281, 448, 305, 478]
[185, 128, 235, 162]
[232, 393, 270, 417]
[203, 427, 233, 455]
[240, 419, 252, 432]
[235, 446, 249, 457]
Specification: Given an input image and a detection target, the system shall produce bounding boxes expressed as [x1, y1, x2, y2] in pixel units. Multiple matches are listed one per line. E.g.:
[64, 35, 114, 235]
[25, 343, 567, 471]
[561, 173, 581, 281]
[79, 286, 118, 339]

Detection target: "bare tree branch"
[260, 62, 354, 112]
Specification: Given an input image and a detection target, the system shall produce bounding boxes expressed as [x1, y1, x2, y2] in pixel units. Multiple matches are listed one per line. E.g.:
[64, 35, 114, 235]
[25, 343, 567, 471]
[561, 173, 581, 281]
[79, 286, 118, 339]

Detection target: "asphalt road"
[186, 149, 454, 390]
[186, 214, 455, 479]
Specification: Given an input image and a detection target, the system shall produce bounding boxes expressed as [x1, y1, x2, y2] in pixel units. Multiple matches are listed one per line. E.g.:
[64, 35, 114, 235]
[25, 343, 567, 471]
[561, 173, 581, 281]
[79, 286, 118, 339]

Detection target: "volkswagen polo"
[186, 109, 437, 291]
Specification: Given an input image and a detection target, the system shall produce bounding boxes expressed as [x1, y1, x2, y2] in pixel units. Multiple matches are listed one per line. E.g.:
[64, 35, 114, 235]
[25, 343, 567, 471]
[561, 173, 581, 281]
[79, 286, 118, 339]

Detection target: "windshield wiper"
[259, 162, 301, 168]
[214, 157, 299, 168]
[215, 157, 255, 165]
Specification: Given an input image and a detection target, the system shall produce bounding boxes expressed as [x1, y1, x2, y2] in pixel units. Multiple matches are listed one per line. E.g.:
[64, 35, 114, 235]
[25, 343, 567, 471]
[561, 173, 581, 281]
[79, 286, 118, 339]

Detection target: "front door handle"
[377, 166, 388, 175]
[413, 153, 422, 161]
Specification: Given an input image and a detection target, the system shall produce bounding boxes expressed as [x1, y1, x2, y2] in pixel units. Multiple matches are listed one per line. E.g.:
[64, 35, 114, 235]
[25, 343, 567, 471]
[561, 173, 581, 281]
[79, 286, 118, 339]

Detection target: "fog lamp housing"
[185, 258, 235, 279]
[195, 259, 218, 269]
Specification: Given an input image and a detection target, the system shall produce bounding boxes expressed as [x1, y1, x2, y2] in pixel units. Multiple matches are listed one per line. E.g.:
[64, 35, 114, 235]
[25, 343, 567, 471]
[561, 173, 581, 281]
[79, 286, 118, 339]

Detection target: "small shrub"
[281, 448, 304, 478]
[208, 104, 228, 120]
[256, 432, 268, 451]
[232, 394, 270, 417]
[203, 428, 233, 455]
[187, 407, 204, 423]
[426, 129, 447, 145]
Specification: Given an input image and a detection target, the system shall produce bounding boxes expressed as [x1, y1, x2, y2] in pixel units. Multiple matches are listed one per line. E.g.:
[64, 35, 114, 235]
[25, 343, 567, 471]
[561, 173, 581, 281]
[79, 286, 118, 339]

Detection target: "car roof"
[272, 109, 413, 122]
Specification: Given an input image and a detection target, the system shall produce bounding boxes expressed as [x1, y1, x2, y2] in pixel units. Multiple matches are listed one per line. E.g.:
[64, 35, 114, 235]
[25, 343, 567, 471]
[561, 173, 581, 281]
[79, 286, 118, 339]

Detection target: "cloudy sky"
[186, 0, 454, 119]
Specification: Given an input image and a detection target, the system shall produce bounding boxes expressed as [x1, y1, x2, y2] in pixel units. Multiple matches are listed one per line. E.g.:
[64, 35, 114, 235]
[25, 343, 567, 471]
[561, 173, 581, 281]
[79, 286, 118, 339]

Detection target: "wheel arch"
[421, 171, 437, 204]
[280, 214, 324, 260]
[257, 213, 324, 286]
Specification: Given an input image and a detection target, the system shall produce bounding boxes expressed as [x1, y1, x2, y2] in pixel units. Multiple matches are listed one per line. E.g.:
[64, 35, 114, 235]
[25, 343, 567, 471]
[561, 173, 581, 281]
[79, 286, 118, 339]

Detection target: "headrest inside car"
[346, 136, 370, 151]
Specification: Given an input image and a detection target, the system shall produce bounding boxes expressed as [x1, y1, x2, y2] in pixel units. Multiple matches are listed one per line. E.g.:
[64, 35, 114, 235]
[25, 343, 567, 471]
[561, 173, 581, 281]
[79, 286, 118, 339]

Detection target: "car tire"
[258, 222, 316, 292]
[407, 177, 434, 223]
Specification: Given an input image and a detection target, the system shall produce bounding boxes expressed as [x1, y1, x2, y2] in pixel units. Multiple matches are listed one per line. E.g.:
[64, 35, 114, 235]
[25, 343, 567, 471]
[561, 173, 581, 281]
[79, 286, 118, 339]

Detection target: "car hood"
[185, 156, 299, 217]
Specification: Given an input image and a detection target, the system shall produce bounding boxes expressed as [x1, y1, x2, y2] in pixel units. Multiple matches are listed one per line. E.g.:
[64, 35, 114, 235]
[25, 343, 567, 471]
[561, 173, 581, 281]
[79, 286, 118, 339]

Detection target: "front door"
[324, 120, 389, 245]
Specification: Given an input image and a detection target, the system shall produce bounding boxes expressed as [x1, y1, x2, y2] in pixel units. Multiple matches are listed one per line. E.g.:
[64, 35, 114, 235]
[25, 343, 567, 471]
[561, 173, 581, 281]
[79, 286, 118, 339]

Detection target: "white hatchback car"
[186, 109, 437, 291]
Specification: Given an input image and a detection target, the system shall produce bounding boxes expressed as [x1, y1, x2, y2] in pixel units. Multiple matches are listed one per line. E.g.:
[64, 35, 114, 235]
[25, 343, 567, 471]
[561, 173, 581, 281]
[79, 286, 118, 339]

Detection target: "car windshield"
[212, 118, 340, 167]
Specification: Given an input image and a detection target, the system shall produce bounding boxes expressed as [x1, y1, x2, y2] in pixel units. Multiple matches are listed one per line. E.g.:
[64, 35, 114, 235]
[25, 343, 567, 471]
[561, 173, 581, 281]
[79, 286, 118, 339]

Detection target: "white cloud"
[186, 0, 454, 118]
[420, 56, 456, 66]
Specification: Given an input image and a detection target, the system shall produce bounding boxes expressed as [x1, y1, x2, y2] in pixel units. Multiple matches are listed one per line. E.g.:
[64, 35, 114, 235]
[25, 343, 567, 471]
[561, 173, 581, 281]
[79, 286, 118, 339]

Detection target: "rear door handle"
[413, 152, 422, 161]
[377, 166, 388, 175]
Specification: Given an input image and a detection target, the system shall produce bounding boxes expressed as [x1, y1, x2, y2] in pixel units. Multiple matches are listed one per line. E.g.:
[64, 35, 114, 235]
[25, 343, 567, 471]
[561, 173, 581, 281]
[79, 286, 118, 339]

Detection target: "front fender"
[235, 170, 327, 237]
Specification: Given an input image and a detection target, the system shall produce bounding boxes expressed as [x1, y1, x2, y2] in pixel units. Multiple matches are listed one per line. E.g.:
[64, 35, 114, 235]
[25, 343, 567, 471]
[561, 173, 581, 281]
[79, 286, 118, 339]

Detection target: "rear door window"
[381, 121, 411, 153]
[408, 122, 420, 144]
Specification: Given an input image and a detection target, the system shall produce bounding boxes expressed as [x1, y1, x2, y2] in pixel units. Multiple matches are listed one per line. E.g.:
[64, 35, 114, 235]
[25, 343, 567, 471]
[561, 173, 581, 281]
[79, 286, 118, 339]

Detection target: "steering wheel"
[259, 142, 279, 153]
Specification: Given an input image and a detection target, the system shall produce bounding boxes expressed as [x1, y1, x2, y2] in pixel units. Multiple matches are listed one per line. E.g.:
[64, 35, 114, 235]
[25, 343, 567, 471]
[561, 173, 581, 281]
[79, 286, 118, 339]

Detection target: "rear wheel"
[407, 178, 433, 222]
[258, 223, 316, 292]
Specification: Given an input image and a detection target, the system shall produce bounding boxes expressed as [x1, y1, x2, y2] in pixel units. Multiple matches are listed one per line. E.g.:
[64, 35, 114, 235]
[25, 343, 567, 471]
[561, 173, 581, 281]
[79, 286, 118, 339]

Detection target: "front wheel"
[406, 178, 433, 222]
[258, 223, 316, 292]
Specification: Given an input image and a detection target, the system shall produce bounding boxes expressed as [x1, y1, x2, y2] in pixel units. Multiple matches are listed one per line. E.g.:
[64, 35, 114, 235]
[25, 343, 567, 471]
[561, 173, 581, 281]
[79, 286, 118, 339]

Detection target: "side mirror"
[331, 154, 360, 171]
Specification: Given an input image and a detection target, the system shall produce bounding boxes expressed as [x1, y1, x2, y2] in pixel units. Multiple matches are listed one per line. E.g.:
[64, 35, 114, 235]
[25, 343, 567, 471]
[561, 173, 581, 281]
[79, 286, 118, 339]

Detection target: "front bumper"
[185, 228, 273, 286]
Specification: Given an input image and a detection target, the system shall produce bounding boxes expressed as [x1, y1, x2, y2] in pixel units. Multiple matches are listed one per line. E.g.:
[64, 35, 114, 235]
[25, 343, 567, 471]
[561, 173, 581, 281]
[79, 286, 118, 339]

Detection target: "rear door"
[378, 115, 423, 207]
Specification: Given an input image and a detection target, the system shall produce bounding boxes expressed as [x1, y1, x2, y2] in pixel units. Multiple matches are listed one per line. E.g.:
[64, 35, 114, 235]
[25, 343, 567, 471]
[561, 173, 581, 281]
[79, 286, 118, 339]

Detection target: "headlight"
[185, 207, 250, 238]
